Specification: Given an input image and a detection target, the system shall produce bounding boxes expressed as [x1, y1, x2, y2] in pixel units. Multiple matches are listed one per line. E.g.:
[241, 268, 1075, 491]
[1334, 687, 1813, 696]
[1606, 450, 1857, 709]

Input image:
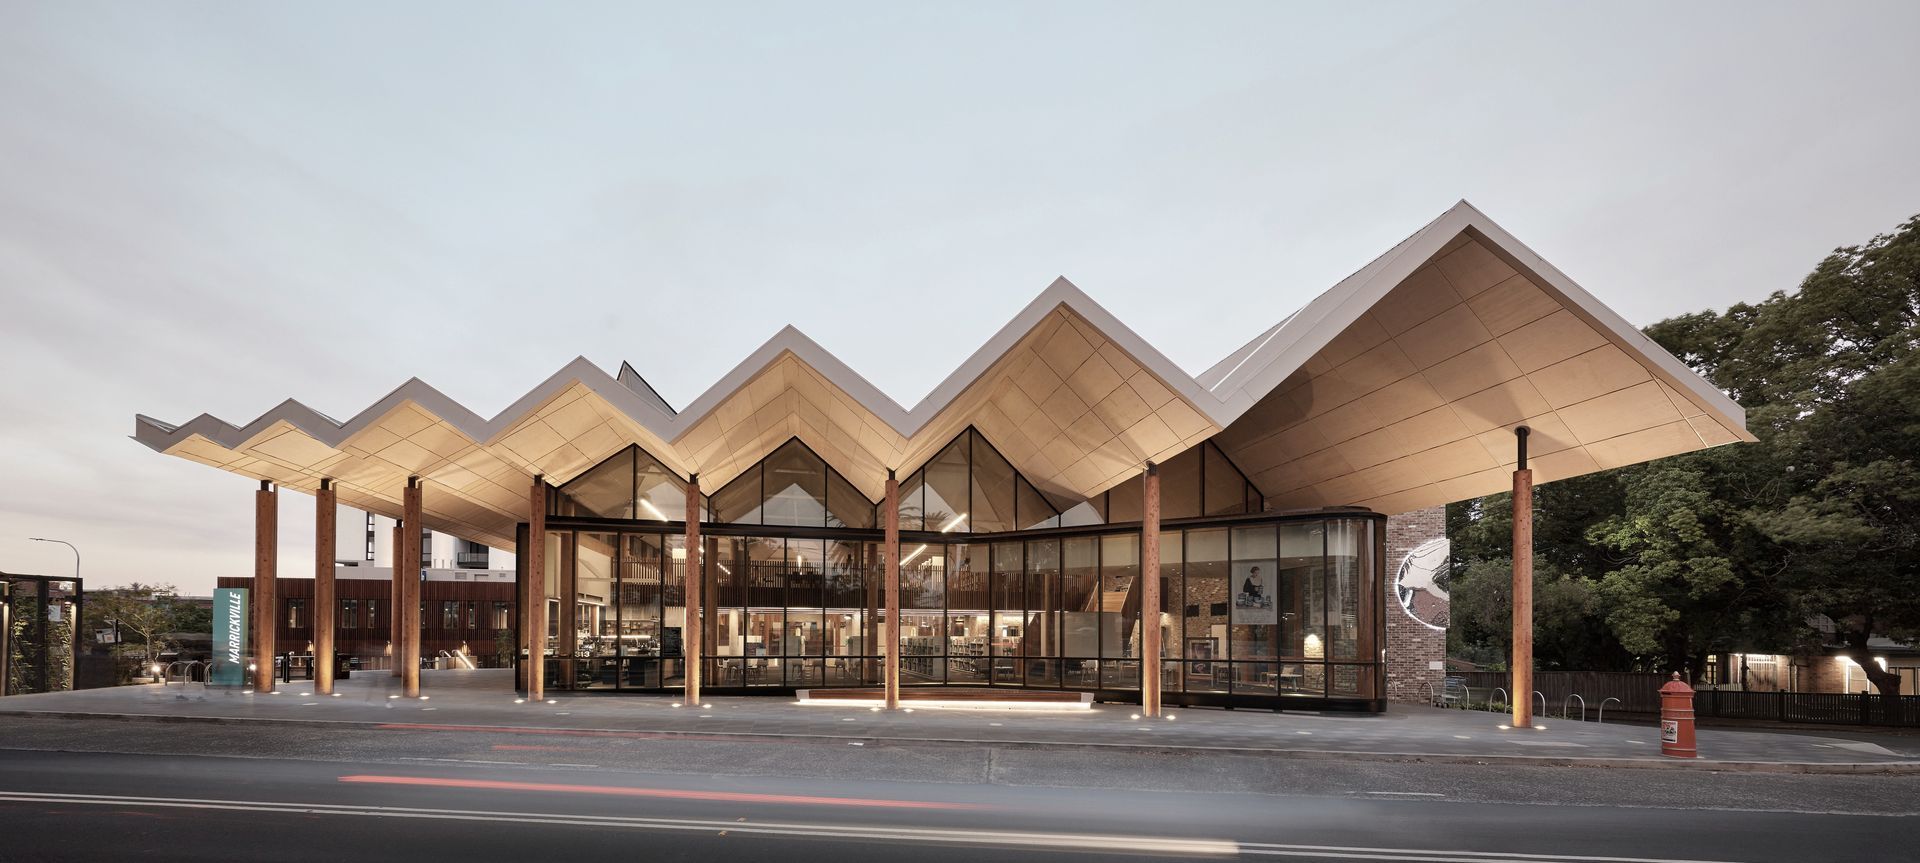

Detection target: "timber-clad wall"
[215, 576, 515, 663]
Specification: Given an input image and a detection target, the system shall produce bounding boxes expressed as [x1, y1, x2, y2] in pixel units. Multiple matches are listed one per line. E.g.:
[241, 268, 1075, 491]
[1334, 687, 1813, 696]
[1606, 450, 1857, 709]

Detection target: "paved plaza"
[1, 669, 1912, 771]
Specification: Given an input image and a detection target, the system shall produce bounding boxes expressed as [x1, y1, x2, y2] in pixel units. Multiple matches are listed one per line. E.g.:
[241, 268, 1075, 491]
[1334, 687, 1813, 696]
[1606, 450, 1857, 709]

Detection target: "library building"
[135, 202, 1750, 716]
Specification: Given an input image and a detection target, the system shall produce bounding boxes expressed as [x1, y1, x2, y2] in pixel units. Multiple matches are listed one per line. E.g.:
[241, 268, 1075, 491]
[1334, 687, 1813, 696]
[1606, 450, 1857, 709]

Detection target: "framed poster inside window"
[1186, 637, 1217, 676]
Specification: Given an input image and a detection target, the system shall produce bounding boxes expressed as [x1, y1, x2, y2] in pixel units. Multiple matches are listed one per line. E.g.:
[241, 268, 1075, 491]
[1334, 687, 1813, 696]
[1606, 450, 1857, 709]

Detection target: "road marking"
[0, 791, 1758, 862]
[0, 792, 1232, 856]
[1361, 791, 1444, 797]
[396, 758, 524, 766]
[1237, 839, 1748, 862]
[338, 774, 984, 810]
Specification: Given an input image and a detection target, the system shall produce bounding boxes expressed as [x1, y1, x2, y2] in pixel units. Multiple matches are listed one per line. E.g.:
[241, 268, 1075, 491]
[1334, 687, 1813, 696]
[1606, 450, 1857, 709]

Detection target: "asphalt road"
[0, 717, 1914, 862]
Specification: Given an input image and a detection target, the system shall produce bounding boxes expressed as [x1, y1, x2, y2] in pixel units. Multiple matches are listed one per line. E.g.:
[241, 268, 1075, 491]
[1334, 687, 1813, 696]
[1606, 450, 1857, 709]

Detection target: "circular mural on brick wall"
[1395, 537, 1450, 630]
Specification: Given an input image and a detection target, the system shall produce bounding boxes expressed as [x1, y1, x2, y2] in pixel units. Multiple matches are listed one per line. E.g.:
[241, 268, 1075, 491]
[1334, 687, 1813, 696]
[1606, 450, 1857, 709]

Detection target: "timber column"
[314, 480, 337, 695]
[684, 474, 703, 706]
[526, 476, 547, 702]
[1511, 427, 1534, 729]
[401, 477, 423, 698]
[390, 521, 403, 676]
[1141, 462, 1162, 717]
[883, 470, 901, 710]
[253, 480, 277, 693]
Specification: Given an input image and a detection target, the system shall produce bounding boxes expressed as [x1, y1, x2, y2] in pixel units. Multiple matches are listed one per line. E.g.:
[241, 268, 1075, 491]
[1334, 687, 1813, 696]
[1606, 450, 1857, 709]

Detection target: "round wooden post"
[1141, 462, 1162, 717]
[684, 474, 703, 706]
[526, 476, 547, 702]
[314, 480, 337, 695]
[253, 481, 278, 693]
[1511, 427, 1534, 729]
[884, 470, 901, 710]
[401, 478, 422, 698]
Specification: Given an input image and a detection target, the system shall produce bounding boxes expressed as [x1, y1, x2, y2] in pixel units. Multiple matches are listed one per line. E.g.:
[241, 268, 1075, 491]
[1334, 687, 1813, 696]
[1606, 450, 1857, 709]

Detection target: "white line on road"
[0, 791, 1236, 856]
[396, 757, 523, 766]
[1238, 839, 1748, 863]
[0, 790, 1754, 863]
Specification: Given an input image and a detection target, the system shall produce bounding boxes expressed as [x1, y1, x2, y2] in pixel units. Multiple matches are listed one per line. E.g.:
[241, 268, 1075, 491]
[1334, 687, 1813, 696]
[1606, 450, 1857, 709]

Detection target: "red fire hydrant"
[1659, 672, 1698, 759]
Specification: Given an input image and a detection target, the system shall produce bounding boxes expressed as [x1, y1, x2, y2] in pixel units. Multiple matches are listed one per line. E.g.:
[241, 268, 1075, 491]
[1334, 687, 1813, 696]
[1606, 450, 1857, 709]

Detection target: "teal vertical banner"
[212, 588, 248, 686]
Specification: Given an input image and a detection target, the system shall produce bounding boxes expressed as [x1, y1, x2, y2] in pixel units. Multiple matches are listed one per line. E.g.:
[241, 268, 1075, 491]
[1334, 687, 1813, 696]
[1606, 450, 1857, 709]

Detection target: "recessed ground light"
[869, 707, 880, 712]
[903, 708, 914, 713]
[1498, 724, 1512, 730]
[546, 700, 557, 705]
[672, 703, 683, 708]
[388, 695, 400, 699]
[1130, 713, 1141, 720]
[1166, 715, 1177, 721]
[701, 704, 712, 709]
[420, 696, 430, 700]
[300, 693, 312, 697]
[330, 693, 341, 698]
[514, 698, 526, 704]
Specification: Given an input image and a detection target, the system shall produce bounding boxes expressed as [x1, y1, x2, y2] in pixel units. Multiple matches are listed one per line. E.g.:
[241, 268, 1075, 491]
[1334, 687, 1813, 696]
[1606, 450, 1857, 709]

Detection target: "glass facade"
[535, 430, 1386, 708]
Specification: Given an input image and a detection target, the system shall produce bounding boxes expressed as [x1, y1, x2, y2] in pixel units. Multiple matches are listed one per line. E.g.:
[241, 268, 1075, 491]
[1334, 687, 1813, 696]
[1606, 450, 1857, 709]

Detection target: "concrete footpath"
[3, 668, 1914, 774]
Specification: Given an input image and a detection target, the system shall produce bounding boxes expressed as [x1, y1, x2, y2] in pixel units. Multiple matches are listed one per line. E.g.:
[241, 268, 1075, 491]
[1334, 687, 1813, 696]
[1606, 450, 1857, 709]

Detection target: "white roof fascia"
[1452, 202, 1753, 438]
[134, 200, 1754, 483]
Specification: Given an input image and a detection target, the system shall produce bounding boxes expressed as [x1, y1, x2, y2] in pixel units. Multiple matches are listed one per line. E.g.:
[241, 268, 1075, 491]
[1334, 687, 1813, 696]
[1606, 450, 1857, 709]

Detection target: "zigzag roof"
[134, 201, 1753, 549]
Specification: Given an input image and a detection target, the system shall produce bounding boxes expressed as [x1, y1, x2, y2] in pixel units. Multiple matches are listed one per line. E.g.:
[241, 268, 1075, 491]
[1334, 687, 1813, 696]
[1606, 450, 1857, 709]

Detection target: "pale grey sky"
[2, 1, 1916, 595]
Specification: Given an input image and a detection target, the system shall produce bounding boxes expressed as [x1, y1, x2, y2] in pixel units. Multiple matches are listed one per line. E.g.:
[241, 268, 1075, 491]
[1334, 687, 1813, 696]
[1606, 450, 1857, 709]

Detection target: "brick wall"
[1384, 505, 1447, 704]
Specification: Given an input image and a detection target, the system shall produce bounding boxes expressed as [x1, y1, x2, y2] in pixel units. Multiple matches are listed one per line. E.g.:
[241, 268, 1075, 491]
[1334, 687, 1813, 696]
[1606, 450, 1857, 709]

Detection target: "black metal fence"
[1449, 670, 1920, 727]
[1695, 688, 1920, 726]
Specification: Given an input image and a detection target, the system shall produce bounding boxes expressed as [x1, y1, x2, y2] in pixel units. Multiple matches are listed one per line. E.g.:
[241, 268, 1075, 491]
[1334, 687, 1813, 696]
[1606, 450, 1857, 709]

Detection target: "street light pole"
[28, 538, 79, 582]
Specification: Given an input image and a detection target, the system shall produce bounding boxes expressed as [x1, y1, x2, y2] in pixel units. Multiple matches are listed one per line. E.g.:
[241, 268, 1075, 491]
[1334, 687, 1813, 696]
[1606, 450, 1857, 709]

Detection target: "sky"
[2, 1, 1917, 595]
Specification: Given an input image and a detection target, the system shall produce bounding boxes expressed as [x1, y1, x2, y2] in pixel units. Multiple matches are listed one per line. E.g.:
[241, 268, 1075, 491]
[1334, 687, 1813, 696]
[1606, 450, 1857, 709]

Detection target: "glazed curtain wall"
[538, 516, 1380, 702]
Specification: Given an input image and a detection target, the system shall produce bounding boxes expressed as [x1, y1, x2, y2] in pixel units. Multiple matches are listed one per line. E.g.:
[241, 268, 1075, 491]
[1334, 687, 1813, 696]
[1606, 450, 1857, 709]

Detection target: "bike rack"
[166, 660, 209, 700]
[163, 660, 204, 687]
[1534, 691, 1547, 720]
[1490, 688, 1508, 712]
[1563, 694, 1586, 722]
[1598, 697, 1621, 725]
